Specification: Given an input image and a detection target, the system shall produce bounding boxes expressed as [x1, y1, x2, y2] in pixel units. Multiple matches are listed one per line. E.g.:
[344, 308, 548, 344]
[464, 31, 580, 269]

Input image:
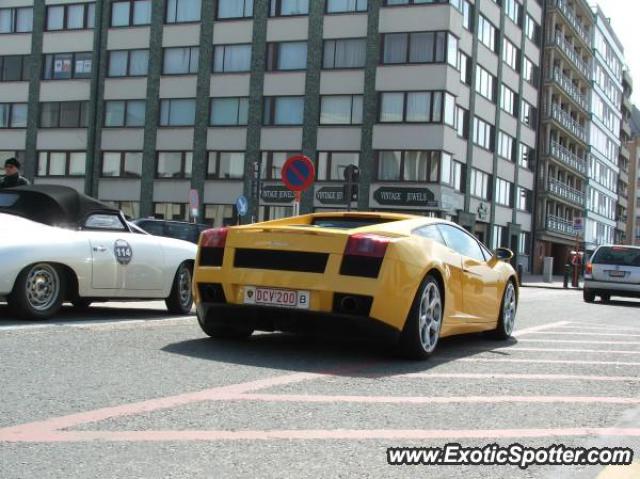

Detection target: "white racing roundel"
[114, 239, 133, 265]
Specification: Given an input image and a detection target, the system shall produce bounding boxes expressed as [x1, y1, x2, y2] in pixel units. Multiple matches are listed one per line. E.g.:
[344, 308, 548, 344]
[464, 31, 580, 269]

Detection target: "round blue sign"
[236, 195, 249, 217]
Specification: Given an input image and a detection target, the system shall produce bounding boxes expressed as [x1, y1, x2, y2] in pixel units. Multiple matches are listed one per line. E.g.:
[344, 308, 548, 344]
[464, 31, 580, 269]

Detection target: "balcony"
[547, 141, 588, 176]
[552, 0, 591, 47]
[546, 177, 586, 207]
[547, 68, 589, 111]
[546, 214, 577, 237]
[623, 121, 632, 138]
[544, 103, 587, 143]
[620, 143, 630, 160]
[547, 31, 591, 79]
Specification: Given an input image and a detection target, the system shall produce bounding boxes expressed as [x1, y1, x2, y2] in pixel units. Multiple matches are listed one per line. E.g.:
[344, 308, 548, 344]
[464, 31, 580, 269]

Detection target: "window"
[522, 56, 538, 86]
[491, 224, 506, 250]
[502, 39, 520, 71]
[458, 51, 471, 85]
[210, 97, 249, 126]
[519, 143, 534, 169]
[101, 152, 143, 177]
[207, 152, 245, 179]
[440, 156, 464, 191]
[43, 52, 93, 80]
[205, 204, 236, 227]
[260, 151, 300, 179]
[516, 186, 532, 212]
[0, 56, 29, 81]
[438, 224, 486, 262]
[478, 15, 498, 52]
[154, 203, 188, 220]
[163, 47, 199, 75]
[156, 152, 192, 178]
[110, 0, 151, 27]
[326, 0, 367, 13]
[323, 39, 366, 69]
[316, 152, 359, 181]
[469, 168, 491, 200]
[381, 31, 457, 67]
[499, 84, 518, 116]
[495, 178, 513, 207]
[266, 42, 308, 71]
[217, 0, 254, 19]
[108, 49, 149, 77]
[520, 100, 536, 127]
[461, 1, 473, 31]
[518, 231, 530, 255]
[497, 131, 515, 161]
[379, 91, 455, 126]
[376, 150, 445, 183]
[320, 95, 363, 125]
[475, 66, 496, 102]
[0, 103, 27, 128]
[455, 106, 468, 138]
[37, 152, 86, 176]
[104, 100, 146, 127]
[269, 0, 309, 16]
[415, 225, 446, 245]
[472, 116, 494, 151]
[213, 44, 252, 73]
[525, 14, 540, 45]
[39, 102, 88, 128]
[166, 0, 201, 23]
[263, 97, 304, 125]
[47, 3, 95, 30]
[0, 7, 33, 33]
[505, 0, 522, 26]
[159, 99, 196, 126]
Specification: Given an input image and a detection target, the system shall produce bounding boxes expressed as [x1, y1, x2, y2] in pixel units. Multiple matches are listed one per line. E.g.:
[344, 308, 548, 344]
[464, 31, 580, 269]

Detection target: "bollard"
[563, 264, 570, 289]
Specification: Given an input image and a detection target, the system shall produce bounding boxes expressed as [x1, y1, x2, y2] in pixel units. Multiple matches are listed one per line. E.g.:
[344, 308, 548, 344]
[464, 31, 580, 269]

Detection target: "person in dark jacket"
[0, 158, 30, 189]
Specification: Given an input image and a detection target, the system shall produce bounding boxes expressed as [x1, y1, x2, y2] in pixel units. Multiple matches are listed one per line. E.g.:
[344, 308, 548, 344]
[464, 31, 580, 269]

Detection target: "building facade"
[617, 68, 633, 244]
[629, 106, 640, 246]
[533, 0, 593, 273]
[0, 0, 544, 269]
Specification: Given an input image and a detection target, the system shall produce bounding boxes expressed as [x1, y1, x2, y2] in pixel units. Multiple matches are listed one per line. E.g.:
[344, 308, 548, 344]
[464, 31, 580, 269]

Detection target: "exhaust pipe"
[339, 296, 359, 313]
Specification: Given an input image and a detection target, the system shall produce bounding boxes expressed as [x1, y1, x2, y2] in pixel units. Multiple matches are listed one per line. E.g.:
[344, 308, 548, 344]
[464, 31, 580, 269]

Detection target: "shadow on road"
[162, 331, 518, 378]
[594, 299, 640, 308]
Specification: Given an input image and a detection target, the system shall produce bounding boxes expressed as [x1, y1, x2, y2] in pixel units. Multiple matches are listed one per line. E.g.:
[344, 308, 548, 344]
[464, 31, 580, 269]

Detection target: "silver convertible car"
[0, 185, 196, 320]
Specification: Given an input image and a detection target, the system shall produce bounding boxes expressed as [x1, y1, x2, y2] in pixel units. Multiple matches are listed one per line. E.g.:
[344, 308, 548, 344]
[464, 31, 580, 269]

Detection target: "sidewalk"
[520, 274, 583, 290]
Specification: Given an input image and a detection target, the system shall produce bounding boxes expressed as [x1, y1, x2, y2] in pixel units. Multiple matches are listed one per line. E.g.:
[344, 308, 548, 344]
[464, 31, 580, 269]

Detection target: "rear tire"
[197, 311, 254, 339]
[583, 289, 595, 303]
[397, 274, 443, 360]
[165, 262, 194, 315]
[492, 280, 517, 340]
[9, 263, 65, 320]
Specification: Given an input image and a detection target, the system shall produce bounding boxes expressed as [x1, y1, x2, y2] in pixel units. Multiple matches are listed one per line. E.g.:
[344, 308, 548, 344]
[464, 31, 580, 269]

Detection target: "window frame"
[0, 7, 34, 34]
[380, 31, 457, 66]
[0, 55, 30, 82]
[378, 90, 456, 126]
[162, 46, 200, 75]
[375, 150, 449, 183]
[110, 0, 151, 28]
[159, 98, 197, 127]
[39, 101, 88, 129]
[315, 151, 360, 181]
[209, 97, 249, 126]
[266, 41, 308, 72]
[206, 151, 246, 180]
[165, 0, 202, 24]
[216, 0, 254, 20]
[100, 151, 143, 178]
[325, 0, 368, 14]
[107, 49, 150, 77]
[263, 96, 305, 126]
[46, 2, 95, 31]
[322, 38, 367, 70]
[155, 151, 193, 179]
[103, 99, 147, 128]
[269, 0, 310, 17]
[42, 51, 93, 80]
[212, 43, 253, 73]
[0, 103, 28, 129]
[37, 151, 87, 177]
[319, 95, 363, 126]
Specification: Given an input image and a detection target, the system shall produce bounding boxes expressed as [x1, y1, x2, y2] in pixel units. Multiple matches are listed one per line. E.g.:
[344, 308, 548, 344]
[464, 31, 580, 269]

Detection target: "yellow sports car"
[193, 212, 518, 359]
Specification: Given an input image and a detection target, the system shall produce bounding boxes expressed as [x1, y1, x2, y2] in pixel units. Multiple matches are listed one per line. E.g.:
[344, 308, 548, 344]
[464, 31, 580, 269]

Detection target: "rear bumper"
[196, 302, 402, 343]
[584, 280, 640, 297]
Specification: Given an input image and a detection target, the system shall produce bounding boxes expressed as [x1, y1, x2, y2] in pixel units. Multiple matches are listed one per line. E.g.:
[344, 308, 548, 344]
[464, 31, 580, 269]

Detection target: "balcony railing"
[553, 0, 590, 43]
[548, 141, 588, 175]
[544, 103, 587, 142]
[547, 31, 591, 79]
[547, 177, 586, 206]
[548, 68, 589, 111]
[546, 214, 577, 236]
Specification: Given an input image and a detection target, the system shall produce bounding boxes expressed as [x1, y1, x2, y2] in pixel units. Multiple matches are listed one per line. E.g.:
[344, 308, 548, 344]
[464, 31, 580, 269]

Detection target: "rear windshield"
[591, 247, 640, 266]
[310, 217, 397, 229]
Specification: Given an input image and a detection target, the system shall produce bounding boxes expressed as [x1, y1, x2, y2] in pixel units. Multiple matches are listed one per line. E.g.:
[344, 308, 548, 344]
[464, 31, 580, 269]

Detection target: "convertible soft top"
[0, 184, 119, 227]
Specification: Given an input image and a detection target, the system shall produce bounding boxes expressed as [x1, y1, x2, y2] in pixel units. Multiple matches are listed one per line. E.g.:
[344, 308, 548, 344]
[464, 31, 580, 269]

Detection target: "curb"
[521, 285, 583, 291]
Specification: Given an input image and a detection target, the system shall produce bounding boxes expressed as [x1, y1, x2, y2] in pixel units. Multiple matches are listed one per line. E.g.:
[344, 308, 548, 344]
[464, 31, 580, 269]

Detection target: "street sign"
[236, 195, 248, 217]
[573, 217, 584, 231]
[280, 155, 315, 192]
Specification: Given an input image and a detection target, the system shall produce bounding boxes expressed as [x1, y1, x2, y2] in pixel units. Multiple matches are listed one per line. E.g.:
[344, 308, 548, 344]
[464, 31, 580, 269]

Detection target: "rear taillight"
[344, 234, 390, 258]
[585, 262, 592, 275]
[200, 227, 228, 248]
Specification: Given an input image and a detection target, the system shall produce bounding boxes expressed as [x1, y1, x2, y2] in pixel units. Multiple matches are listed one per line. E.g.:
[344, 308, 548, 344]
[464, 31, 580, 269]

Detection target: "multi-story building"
[585, 7, 623, 253]
[533, 0, 593, 273]
[617, 68, 633, 244]
[629, 106, 640, 246]
[0, 0, 544, 270]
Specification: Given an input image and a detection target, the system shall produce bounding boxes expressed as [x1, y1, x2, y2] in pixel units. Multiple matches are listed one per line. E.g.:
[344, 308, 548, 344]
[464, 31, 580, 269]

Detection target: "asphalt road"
[1, 288, 639, 479]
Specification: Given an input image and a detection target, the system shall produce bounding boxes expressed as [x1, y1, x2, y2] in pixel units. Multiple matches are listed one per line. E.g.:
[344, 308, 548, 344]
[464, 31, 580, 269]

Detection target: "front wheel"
[165, 262, 193, 314]
[397, 274, 443, 360]
[492, 280, 517, 340]
[9, 263, 65, 320]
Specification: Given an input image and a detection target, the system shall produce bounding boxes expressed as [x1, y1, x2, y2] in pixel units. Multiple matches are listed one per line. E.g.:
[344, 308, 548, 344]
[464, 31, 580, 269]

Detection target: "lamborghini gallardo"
[192, 212, 518, 359]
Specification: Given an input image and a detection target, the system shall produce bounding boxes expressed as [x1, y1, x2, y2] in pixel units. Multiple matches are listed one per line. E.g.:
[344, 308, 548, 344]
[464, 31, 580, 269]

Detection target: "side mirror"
[494, 247, 514, 261]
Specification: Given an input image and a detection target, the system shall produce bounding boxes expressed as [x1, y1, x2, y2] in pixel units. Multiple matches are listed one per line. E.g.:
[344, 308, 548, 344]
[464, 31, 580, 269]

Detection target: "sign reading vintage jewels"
[315, 186, 346, 205]
[114, 239, 133, 265]
[373, 187, 437, 207]
[260, 185, 295, 203]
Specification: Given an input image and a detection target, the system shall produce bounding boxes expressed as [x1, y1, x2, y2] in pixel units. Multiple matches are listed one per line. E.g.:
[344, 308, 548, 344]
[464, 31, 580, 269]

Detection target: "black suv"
[132, 219, 210, 244]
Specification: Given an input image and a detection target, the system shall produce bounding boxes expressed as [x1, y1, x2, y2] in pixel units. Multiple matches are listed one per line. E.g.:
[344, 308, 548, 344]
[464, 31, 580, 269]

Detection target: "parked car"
[133, 218, 210, 244]
[583, 245, 640, 303]
[0, 185, 196, 319]
[192, 211, 519, 359]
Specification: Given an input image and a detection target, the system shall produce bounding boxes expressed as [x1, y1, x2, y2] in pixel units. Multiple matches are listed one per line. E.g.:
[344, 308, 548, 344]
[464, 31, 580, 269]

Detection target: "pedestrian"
[0, 158, 30, 189]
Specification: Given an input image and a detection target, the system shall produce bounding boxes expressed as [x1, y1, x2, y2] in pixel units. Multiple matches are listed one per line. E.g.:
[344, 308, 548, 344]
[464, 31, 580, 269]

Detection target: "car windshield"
[591, 246, 640, 267]
[310, 217, 397, 229]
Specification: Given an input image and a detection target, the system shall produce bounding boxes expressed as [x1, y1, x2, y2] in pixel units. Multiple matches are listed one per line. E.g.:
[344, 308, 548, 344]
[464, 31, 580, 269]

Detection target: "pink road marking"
[3, 428, 640, 443]
[453, 357, 640, 366]
[513, 321, 571, 337]
[518, 339, 640, 345]
[553, 326, 640, 332]
[396, 372, 640, 382]
[508, 347, 640, 355]
[235, 393, 640, 405]
[526, 332, 640, 338]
